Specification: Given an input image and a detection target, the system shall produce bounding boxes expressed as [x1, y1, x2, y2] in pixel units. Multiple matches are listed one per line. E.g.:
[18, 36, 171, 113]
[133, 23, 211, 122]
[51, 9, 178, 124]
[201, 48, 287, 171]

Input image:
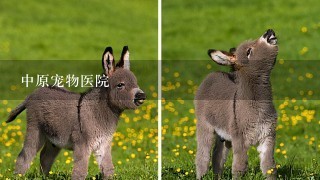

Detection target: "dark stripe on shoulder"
[46, 85, 78, 95]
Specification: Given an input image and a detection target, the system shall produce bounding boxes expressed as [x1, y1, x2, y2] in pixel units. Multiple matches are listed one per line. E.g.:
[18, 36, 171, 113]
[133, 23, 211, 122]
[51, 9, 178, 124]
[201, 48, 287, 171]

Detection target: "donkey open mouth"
[134, 92, 146, 106]
[263, 29, 277, 45]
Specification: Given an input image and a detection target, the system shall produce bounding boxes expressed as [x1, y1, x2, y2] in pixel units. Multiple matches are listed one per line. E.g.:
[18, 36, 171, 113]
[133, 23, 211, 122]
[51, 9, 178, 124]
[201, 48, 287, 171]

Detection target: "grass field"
[1, 0, 320, 179]
[162, 0, 320, 179]
[0, 0, 158, 179]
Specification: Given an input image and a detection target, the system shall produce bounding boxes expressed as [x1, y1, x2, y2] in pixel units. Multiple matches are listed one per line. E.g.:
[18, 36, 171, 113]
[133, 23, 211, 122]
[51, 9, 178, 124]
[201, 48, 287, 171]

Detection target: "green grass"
[2, 0, 320, 179]
[162, 0, 320, 179]
[0, 0, 157, 60]
[0, 0, 157, 179]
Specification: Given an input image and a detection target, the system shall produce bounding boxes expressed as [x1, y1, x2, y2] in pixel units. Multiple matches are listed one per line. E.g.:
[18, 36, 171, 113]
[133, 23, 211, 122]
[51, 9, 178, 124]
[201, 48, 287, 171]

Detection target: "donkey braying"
[195, 29, 278, 179]
[7, 46, 146, 179]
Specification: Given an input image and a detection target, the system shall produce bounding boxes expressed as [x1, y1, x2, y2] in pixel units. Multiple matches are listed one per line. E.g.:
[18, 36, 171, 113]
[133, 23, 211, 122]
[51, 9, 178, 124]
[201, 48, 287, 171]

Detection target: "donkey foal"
[195, 29, 278, 179]
[7, 46, 146, 180]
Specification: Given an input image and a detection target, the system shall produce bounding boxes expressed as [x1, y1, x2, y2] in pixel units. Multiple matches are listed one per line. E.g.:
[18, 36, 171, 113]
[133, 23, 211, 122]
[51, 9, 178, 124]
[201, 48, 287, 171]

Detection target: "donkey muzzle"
[263, 29, 277, 45]
[134, 92, 146, 106]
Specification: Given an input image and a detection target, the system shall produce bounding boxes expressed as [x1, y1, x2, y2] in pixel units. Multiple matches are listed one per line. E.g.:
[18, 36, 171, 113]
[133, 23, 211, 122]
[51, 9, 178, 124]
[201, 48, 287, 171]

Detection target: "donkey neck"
[235, 70, 273, 101]
[81, 87, 123, 120]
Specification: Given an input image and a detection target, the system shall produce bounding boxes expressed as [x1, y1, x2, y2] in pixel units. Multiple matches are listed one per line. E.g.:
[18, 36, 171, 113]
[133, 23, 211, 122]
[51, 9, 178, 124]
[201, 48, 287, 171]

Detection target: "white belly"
[215, 128, 232, 141]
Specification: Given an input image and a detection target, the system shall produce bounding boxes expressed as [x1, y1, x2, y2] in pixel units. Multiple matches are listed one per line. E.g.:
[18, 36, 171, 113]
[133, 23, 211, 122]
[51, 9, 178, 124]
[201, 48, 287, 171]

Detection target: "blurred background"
[0, 0, 158, 179]
[162, 0, 320, 179]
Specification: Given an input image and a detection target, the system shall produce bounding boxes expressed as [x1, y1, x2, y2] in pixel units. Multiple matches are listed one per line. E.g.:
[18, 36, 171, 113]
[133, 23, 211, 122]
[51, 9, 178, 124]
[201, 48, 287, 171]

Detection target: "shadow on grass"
[162, 167, 195, 179]
[23, 171, 105, 180]
[162, 161, 320, 179]
[25, 171, 71, 180]
[277, 158, 319, 179]
[162, 166, 231, 180]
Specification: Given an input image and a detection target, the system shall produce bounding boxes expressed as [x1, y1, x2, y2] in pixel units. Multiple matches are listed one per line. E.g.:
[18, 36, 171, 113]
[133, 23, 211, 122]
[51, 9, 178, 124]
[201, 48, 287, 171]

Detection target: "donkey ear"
[116, 46, 130, 70]
[208, 49, 236, 66]
[102, 46, 115, 76]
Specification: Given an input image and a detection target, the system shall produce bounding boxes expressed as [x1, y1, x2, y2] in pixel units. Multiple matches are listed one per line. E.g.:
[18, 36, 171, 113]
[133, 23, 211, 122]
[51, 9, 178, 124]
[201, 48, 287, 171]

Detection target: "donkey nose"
[134, 91, 146, 106]
[262, 29, 277, 45]
[135, 92, 146, 100]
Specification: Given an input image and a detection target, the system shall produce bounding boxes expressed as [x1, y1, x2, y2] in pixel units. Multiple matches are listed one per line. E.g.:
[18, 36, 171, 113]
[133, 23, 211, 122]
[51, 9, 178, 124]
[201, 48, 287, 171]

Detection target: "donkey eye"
[117, 83, 125, 89]
[246, 48, 252, 58]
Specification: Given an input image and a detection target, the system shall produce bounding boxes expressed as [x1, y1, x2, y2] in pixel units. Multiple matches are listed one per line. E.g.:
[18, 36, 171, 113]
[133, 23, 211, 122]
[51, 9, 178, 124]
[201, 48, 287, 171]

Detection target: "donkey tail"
[6, 101, 26, 123]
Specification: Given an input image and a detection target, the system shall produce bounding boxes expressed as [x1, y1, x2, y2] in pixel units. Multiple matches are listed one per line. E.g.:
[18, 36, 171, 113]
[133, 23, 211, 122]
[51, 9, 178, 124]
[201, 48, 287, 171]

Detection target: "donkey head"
[208, 29, 278, 73]
[102, 46, 146, 109]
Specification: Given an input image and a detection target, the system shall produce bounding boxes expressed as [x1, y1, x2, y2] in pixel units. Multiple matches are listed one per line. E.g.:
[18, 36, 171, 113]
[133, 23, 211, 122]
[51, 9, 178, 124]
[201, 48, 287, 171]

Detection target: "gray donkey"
[195, 29, 278, 179]
[6, 46, 146, 179]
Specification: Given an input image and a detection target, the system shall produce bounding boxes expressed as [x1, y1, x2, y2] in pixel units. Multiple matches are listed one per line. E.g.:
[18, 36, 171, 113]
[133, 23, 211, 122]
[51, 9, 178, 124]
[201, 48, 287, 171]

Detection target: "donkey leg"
[72, 144, 90, 180]
[231, 138, 249, 179]
[95, 143, 114, 179]
[212, 137, 231, 179]
[196, 120, 215, 179]
[40, 141, 61, 175]
[258, 137, 277, 180]
[15, 126, 45, 174]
